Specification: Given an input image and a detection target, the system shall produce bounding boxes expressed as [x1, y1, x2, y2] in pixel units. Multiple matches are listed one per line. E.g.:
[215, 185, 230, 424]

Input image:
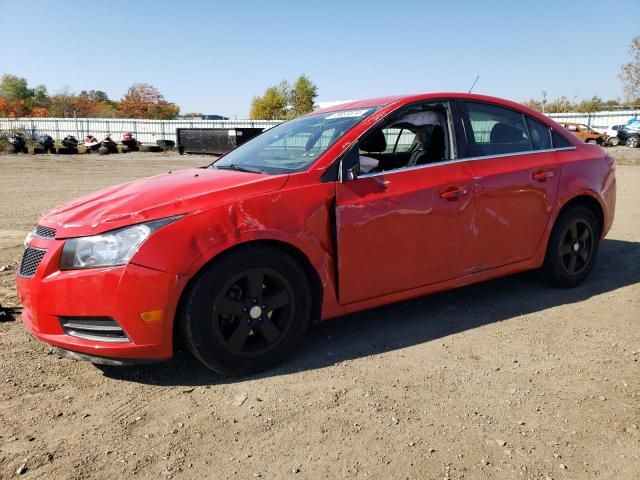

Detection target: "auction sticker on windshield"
[325, 109, 371, 119]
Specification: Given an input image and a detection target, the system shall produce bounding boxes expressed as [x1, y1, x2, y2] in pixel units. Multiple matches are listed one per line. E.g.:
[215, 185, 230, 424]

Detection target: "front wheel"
[542, 205, 600, 288]
[180, 245, 312, 376]
[608, 136, 620, 146]
[626, 135, 640, 148]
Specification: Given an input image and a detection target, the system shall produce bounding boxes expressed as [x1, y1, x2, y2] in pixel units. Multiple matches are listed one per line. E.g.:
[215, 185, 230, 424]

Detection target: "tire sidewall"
[182, 246, 312, 376]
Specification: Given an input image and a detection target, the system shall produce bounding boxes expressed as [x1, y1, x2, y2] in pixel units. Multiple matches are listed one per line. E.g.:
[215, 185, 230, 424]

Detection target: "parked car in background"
[618, 123, 640, 148]
[561, 122, 606, 145]
[604, 125, 622, 146]
[17, 93, 616, 376]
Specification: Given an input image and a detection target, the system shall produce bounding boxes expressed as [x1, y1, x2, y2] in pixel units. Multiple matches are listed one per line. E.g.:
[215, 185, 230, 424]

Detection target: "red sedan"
[17, 93, 616, 375]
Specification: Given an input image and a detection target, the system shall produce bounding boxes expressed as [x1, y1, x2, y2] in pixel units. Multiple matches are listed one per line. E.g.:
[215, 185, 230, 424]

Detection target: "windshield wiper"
[214, 164, 265, 174]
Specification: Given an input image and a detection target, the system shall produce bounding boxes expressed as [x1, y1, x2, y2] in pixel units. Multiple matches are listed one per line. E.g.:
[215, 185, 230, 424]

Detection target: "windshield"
[210, 107, 379, 174]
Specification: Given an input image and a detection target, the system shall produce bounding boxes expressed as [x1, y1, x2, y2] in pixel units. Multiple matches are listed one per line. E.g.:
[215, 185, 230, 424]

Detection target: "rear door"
[460, 101, 561, 270]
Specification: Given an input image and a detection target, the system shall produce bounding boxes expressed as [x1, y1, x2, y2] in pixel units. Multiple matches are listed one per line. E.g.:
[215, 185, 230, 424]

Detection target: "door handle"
[532, 169, 554, 182]
[440, 187, 467, 201]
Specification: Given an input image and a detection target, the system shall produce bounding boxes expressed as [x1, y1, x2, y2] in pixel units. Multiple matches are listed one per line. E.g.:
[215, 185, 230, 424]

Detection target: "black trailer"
[176, 128, 263, 155]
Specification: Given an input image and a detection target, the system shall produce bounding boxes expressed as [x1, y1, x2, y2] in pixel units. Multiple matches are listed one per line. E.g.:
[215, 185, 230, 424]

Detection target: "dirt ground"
[0, 149, 638, 479]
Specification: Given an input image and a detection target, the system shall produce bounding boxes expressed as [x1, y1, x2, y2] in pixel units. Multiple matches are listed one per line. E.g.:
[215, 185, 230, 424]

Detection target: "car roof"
[314, 92, 543, 115]
[311, 92, 581, 147]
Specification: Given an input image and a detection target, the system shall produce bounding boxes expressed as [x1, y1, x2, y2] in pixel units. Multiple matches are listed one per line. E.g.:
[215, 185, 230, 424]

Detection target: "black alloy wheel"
[558, 218, 593, 276]
[543, 205, 600, 288]
[211, 267, 295, 358]
[181, 245, 312, 376]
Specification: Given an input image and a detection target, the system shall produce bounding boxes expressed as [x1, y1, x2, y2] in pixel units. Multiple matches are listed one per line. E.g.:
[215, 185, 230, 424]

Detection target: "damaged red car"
[17, 93, 616, 375]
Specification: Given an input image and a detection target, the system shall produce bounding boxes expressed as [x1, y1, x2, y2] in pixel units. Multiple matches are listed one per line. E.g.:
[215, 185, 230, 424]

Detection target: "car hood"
[40, 168, 289, 238]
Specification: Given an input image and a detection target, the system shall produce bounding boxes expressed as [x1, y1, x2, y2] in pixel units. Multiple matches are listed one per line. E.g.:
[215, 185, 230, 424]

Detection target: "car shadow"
[99, 238, 640, 386]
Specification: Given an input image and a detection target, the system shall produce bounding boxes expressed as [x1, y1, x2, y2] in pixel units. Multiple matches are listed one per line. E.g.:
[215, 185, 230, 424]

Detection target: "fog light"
[139, 309, 163, 323]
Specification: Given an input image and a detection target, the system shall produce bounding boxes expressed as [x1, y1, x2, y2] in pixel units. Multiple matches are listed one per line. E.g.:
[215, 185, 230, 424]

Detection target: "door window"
[465, 102, 532, 156]
[358, 101, 452, 174]
[381, 128, 416, 153]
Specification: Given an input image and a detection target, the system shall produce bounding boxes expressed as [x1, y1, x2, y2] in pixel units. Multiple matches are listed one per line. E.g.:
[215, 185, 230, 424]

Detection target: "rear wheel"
[181, 245, 312, 376]
[608, 136, 620, 146]
[543, 205, 600, 288]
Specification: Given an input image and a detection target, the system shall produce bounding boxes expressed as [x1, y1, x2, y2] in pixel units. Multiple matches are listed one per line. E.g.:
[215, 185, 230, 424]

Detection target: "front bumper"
[16, 236, 188, 360]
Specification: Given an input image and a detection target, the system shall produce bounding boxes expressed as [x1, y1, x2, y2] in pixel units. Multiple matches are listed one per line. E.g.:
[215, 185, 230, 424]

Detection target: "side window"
[381, 127, 416, 153]
[526, 117, 552, 150]
[358, 101, 452, 174]
[465, 102, 531, 156]
[552, 130, 572, 148]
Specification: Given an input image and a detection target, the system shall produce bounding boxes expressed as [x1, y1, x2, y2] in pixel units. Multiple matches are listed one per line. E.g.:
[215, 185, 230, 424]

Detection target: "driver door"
[335, 152, 475, 305]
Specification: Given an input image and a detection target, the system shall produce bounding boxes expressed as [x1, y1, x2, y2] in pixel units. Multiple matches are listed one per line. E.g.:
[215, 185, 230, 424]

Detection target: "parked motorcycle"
[59, 135, 79, 154]
[98, 135, 118, 155]
[121, 132, 140, 152]
[7, 133, 28, 153]
[34, 134, 55, 154]
[84, 135, 100, 153]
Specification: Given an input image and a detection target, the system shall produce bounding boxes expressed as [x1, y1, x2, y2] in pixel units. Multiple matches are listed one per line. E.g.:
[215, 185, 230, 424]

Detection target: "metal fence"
[548, 110, 639, 131]
[1, 109, 638, 144]
[0, 117, 282, 144]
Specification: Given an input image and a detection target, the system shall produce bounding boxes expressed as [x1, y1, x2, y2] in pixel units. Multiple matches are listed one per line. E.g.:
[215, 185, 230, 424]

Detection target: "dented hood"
[41, 168, 289, 238]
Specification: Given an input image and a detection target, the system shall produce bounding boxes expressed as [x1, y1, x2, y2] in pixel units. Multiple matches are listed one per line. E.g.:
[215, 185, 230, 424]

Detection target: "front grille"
[59, 317, 130, 343]
[35, 225, 57, 238]
[19, 247, 47, 278]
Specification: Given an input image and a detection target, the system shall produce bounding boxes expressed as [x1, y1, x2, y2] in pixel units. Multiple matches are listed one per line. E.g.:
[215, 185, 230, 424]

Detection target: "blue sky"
[1, 0, 638, 117]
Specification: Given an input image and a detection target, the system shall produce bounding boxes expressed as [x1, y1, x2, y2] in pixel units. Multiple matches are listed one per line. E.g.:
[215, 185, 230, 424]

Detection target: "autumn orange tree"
[119, 83, 179, 119]
[0, 73, 182, 118]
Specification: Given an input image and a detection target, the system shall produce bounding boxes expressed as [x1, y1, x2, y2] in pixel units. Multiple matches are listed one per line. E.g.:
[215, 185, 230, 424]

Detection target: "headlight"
[24, 230, 34, 247]
[60, 216, 181, 270]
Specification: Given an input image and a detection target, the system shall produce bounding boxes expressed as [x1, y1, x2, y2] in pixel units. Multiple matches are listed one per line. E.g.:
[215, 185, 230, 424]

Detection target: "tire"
[608, 137, 620, 147]
[542, 205, 600, 288]
[142, 145, 163, 152]
[98, 145, 110, 155]
[586, 139, 598, 144]
[625, 135, 639, 148]
[180, 245, 312, 376]
[157, 139, 175, 150]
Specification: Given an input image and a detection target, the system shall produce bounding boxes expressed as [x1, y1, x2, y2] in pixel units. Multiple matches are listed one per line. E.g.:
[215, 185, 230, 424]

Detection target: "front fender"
[131, 181, 343, 320]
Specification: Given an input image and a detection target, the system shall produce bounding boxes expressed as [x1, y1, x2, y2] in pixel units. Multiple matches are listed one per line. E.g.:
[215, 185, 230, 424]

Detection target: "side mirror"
[345, 163, 360, 181]
[340, 143, 360, 183]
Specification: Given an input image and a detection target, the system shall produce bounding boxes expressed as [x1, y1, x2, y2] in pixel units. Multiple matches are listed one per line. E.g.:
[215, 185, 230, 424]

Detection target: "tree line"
[0, 75, 179, 119]
[249, 74, 318, 120]
[522, 95, 640, 114]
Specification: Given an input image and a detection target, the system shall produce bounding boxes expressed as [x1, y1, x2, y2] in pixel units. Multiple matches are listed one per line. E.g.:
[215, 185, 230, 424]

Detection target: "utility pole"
[541, 91, 547, 114]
